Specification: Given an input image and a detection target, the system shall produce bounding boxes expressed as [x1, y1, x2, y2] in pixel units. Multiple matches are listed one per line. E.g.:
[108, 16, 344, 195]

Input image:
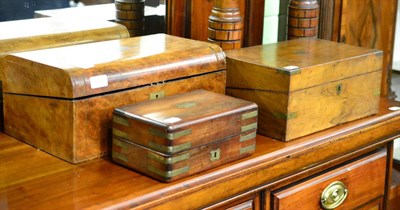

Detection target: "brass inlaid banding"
[241, 123, 257, 132]
[149, 128, 192, 140]
[240, 144, 256, 154]
[148, 141, 192, 154]
[112, 128, 129, 139]
[242, 110, 258, 120]
[112, 137, 129, 149]
[113, 115, 130, 126]
[240, 132, 256, 142]
[147, 152, 190, 164]
[147, 165, 190, 178]
[113, 152, 128, 162]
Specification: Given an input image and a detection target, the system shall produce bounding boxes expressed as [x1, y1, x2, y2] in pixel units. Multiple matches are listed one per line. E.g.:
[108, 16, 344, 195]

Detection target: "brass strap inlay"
[241, 110, 258, 120]
[147, 165, 189, 178]
[112, 137, 129, 149]
[273, 112, 298, 120]
[241, 123, 257, 133]
[148, 141, 192, 154]
[147, 152, 190, 164]
[113, 152, 128, 162]
[240, 144, 256, 154]
[149, 128, 192, 140]
[113, 115, 130, 126]
[112, 128, 129, 139]
[240, 132, 256, 142]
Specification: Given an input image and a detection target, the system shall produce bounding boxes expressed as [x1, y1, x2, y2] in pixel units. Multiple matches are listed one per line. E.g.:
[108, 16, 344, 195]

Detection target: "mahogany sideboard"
[1, 98, 400, 209]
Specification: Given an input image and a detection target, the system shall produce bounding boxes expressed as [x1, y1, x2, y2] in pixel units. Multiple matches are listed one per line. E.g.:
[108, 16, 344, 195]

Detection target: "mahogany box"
[1, 34, 226, 163]
[112, 89, 258, 182]
[225, 38, 382, 141]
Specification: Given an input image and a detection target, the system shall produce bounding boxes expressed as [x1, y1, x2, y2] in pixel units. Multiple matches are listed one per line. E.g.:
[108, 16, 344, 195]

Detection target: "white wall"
[262, 0, 280, 44]
[393, 1, 400, 72]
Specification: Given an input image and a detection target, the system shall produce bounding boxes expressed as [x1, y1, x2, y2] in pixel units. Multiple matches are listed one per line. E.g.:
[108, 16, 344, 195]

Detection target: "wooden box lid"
[225, 38, 383, 92]
[1, 34, 226, 98]
[0, 17, 129, 55]
[113, 89, 258, 154]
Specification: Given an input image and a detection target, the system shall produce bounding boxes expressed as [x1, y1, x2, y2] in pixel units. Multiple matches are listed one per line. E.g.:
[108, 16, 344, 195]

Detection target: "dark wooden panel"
[167, 0, 264, 47]
[244, 0, 264, 46]
[166, 0, 187, 37]
[318, 0, 335, 40]
[389, 162, 400, 210]
[339, 0, 398, 97]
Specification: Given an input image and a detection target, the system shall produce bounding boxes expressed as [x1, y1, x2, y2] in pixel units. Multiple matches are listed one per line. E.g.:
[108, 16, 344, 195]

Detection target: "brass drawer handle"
[320, 181, 348, 209]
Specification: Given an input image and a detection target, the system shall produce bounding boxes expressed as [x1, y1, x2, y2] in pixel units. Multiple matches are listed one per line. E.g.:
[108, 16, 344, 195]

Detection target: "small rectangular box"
[112, 89, 258, 182]
[1, 34, 226, 163]
[225, 38, 383, 141]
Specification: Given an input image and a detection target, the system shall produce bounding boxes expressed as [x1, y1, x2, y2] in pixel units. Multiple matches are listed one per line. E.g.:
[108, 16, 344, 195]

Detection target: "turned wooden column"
[287, 0, 319, 40]
[207, 0, 242, 50]
[115, 0, 145, 37]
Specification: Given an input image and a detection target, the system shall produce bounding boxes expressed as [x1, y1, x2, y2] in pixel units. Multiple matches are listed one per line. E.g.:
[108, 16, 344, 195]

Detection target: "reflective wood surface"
[0, 17, 129, 55]
[1, 98, 399, 209]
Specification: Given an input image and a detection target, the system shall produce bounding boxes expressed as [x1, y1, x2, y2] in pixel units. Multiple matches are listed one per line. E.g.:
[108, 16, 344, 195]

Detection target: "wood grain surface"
[0, 17, 129, 56]
[3, 71, 226, 163]
[1, 34, 226, 98]
[339, 0, 398, 97]
[273, 150, 386, 209]
[112, 90, 257, 182]
[166, 0, 264, 47]
[1, 98, 399, 209]
[225, 38, 382, 92]
[225, 38, 382, 141]
[113, 89, 257, 149]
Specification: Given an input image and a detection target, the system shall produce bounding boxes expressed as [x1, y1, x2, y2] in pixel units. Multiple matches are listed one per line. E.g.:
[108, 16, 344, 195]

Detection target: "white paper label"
[164, 117, 182, 123]
[90, 75, 108, 89]
[283, 65, 299, 70]
[389, 106, 400, 111]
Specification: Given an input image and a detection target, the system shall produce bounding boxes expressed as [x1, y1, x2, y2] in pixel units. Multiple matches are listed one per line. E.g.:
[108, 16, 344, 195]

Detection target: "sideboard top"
[1, 98, 399, 209]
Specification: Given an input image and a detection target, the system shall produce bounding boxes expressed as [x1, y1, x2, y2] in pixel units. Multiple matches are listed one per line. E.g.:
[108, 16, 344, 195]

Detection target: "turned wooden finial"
[207, 0, 243, 50]
[287, 0, 319, 40]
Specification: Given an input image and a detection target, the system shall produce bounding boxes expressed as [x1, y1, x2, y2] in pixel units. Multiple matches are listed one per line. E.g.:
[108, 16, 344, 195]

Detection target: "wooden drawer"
[272, 149, 387, 210]
[203, 193, 260, 210]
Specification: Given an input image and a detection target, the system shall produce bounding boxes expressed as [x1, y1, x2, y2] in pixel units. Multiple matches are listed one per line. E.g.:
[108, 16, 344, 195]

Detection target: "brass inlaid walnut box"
[1, 34, 226, 163]
[112, 89, 258, 182]
[225, 38, 382, 141]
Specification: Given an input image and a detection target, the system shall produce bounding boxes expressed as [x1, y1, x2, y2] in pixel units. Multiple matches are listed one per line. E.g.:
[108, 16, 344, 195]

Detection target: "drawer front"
[272, 150, 387, 210]
[225, 200, 254, 210]
[203, 192, 260, 210]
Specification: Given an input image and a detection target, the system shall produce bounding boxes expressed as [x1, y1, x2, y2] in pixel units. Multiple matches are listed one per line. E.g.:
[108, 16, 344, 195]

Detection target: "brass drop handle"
[320, 181, 348, 209]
